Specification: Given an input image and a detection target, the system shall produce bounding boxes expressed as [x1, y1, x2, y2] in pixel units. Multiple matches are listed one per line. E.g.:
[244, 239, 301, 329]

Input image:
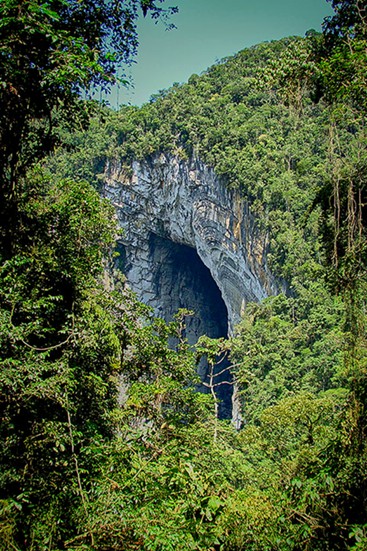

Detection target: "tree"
[195, 336, 232, 442]
[316, 1, 367, 110]
[0, 177, 123, 549]
[323, 0, 367, 44]
[312, 1, 367, 371]
[0, 0, 177, 253]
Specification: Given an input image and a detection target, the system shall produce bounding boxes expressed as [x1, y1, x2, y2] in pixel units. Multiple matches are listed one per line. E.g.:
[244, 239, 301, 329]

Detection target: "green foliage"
[231, 291, 346, 423]
[2, 0, 367, 549]
[37, 24, 367, 548]
[0, 0, 178, 255]
[322, 0, 367, 108]
[0, 172, 120, 547]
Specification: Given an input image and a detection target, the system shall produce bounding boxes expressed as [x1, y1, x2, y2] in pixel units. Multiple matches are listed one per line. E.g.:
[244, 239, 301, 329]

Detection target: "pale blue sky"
[111, 0, 333, 107]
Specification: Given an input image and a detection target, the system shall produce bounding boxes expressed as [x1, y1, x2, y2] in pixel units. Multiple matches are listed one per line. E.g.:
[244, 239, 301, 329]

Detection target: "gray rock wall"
[103, 153, 280, 332]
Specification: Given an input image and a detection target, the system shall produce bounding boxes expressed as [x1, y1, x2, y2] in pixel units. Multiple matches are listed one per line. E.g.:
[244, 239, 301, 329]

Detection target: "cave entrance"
[149, 233, 232, 418]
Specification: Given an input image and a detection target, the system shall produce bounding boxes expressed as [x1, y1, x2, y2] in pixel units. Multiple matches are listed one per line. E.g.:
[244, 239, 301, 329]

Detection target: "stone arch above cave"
[104, 153, 282, 331]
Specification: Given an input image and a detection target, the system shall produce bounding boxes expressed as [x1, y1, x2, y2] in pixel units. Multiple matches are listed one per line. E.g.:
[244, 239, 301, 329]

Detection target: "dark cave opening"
[148, 233, 232, 419]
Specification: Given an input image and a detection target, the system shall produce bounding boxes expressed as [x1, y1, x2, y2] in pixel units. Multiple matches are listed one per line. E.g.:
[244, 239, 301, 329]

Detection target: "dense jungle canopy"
[0, 1, 367, 549]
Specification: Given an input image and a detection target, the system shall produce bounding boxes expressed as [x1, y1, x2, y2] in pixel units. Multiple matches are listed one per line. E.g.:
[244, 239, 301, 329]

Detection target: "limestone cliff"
[103, 153, 280, 332]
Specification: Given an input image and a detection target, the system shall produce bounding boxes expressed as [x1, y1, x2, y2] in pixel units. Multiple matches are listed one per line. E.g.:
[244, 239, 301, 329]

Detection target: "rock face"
[103, 153, 279, 327]
[103, 153, 280, 419]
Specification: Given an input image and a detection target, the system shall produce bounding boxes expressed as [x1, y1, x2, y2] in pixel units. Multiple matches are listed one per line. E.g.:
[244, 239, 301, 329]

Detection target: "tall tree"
[0, 0, 177, 253]
[317, 0, 367, 335]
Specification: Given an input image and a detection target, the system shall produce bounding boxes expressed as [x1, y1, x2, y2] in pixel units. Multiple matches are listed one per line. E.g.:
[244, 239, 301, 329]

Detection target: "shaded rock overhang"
[103, 153, 281, 334]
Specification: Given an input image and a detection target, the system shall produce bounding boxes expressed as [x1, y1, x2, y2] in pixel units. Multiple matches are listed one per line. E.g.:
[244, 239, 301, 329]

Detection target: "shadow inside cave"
[148, 233, 232, 419]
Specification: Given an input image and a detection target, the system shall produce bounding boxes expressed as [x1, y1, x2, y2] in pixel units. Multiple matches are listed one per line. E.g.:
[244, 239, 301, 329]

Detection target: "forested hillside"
[1, 1, 367, 550]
